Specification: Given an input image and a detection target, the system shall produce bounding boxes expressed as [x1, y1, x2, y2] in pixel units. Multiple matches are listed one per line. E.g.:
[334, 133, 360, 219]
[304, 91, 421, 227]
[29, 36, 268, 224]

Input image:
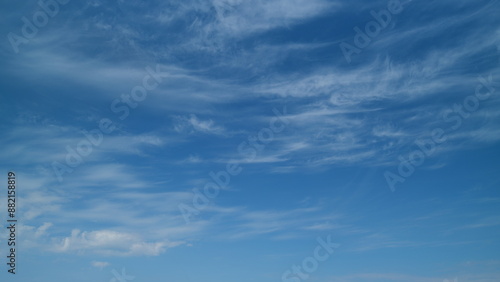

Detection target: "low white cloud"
[91, 261, 110, 269]
[55, 229, 183, 256]
[174, 114, 226, 135]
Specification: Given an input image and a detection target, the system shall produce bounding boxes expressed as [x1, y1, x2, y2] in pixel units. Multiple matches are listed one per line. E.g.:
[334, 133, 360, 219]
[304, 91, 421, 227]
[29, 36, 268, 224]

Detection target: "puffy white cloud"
[55, 229, 183, 256]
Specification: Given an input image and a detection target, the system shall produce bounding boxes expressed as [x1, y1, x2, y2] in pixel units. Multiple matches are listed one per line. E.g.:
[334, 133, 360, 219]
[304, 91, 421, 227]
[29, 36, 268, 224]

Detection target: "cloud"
[0, 121, 168, 169]
[35, 222, 53, 237]
[91, 261, 110, 269]
[1, 0, 499, 272]
[210, 0, 338, 36]
[174, 114, 226, 135]
[66, 163, 150, 189]
[211, 206, 345, 239]
[55, 229, 183, 256]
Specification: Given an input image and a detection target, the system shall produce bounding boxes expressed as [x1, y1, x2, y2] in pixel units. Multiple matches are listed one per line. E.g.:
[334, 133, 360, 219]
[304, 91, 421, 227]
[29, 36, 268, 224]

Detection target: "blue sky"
[0, 0, 500, 281]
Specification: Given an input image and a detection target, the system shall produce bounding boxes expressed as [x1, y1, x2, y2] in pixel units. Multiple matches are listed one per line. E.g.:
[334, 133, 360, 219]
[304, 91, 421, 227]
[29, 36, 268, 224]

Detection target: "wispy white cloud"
[174, 114, 227, 135]
[91, 261, 110, 269]
[210, 0, 338, 36]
